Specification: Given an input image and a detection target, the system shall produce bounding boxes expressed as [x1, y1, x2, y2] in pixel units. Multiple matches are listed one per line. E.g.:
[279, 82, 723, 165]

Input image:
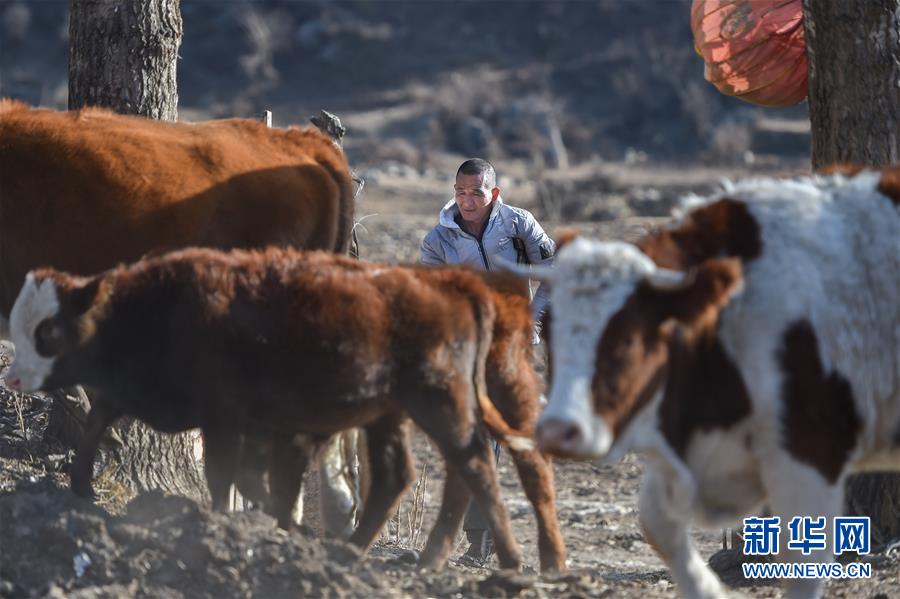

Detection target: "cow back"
[0, 103, 354, 318]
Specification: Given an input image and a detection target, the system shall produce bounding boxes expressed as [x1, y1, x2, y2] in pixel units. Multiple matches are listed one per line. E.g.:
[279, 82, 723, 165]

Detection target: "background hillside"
[1, 0, 810, 169]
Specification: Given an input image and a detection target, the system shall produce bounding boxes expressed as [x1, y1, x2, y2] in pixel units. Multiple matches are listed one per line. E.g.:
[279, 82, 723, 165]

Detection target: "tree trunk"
[803, 0, 900, 550]
[845, 470, 900, 550]
[68, 0, 182, 120]
[804, 0, 900, 169]
[45, 387, 209, 508]
[47, 0, 203, 509]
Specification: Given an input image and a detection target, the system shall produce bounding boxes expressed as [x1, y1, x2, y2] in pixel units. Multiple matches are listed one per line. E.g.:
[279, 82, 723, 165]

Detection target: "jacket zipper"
[456, 212, 493, 270]
[459, 228, 491, 270]
[476, 237, 490, 270]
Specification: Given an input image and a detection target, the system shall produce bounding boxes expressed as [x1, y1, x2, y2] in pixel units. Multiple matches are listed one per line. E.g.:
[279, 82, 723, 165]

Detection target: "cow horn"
[645, 267, 696, 291]
[495, 256, 556, 284]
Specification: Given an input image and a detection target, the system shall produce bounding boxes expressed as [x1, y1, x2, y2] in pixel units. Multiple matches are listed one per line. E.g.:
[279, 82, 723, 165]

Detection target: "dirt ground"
[1, 160, 898, 598]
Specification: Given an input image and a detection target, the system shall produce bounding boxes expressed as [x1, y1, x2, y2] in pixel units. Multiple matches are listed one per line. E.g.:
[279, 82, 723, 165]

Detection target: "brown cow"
[6, 248, 565, 572]
[0, 99, 356, 530]
[478, 270, 567, 572]
[215, 266, 568, 572]
[0, 99, 353, 324]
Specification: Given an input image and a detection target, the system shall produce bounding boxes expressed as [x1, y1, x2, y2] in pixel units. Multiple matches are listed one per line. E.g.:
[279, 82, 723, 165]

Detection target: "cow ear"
[643, 258, 744, 328]
[66, 277, 104, 316]
[554, 228, 581, 252]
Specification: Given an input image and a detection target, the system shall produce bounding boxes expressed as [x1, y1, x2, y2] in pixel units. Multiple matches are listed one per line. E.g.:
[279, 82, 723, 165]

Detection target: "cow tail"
[310, 137, 355, 256]
[470, 289, 535, 453]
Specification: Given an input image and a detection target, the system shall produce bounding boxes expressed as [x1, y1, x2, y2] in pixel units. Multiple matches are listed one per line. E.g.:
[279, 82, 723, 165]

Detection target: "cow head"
[5, 271, 103, 392]
[508, 237, 744, 460]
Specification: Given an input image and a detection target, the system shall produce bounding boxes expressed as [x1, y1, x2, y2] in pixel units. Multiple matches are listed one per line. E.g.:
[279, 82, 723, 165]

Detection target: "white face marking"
[539, 239, 660, 458]
[6, 273, 61, 392]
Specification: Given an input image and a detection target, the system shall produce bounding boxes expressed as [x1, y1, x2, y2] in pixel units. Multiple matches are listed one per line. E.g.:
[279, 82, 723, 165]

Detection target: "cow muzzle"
[3, 364, 43, 393]
[538, 375, 614, 459]
[536, 417, 584, 458]
[536, 413, 613, 459]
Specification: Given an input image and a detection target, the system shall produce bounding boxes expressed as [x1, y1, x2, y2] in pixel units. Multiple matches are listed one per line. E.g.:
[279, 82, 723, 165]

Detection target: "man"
[420, 158, 554, 563]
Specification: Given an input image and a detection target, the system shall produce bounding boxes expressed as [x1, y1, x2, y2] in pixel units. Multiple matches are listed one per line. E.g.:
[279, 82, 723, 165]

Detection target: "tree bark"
[68, 0, 182, 120]
[803, 0, 900, 549]
[48, 0, 204, 509]
[804, 0, 900, 169]
[845, 470, 900, 550]
[45, 387, 209, 507]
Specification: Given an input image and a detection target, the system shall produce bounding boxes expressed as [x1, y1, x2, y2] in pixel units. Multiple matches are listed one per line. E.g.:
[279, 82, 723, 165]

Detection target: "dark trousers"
[462, 439, 503, 533]
[463, 340, 544, 537]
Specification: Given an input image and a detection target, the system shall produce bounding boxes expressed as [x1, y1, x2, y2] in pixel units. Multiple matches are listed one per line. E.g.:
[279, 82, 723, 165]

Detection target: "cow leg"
[235, 435, 272, 508]
[70, 399, 121, 499]
[450, 430, 521, 570]
[267, 434, 315, 530]
[639, 460, 724, 599]
[510, 449, 567, 573]
[762, 456, 843, 599]
[409, 391, 522, 570]
[418, 466, 472, 569]
[202, 425, 241, 512]
[349, 417, 414, 551]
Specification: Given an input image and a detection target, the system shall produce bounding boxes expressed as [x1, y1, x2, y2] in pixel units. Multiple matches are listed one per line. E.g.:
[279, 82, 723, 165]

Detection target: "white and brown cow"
[5, 248, 566, 572]
[510, 166, 899, 598]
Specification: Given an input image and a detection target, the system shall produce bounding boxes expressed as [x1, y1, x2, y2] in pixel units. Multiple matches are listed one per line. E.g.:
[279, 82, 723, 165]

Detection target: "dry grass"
[386, 463, 429, 550]
[12, 393, 26, 439]
[0, 351, 26, 439]
[92, 462, 135, 515]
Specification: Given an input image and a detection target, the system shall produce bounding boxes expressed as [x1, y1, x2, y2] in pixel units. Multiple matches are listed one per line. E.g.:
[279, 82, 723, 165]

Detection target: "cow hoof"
[394, 549, 420, 565]
[296, 524, 317, 537]
[70, 480, 95, 500]
[416, 554, 446, 572]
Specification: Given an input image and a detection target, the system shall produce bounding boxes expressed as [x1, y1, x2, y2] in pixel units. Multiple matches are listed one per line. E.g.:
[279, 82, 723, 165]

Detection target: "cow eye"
[34, 320, 65, 357]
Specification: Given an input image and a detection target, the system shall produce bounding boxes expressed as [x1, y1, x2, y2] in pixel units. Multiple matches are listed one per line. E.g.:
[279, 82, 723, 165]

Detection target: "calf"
[6, 248, 562, 571]
[467, 270, 567, 572]
[509, 167, 899, 598]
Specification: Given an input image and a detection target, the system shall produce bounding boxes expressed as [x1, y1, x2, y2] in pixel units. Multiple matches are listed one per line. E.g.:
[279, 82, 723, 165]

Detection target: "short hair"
[456, 158, 496, 189]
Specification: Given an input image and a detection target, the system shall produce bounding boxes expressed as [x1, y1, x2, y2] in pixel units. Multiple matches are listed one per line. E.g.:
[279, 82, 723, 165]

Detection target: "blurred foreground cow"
[6, 249, 566, 572]
[0, 99, 358, 533]
[509, 167, 899, 598]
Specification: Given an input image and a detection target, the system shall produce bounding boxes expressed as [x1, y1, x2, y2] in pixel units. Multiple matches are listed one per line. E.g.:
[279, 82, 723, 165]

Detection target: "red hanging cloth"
[691, 0, 807, 107]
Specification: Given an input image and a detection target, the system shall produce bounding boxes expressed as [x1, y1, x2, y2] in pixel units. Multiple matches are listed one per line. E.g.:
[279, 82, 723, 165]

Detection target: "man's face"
[454, 173, 499, 230]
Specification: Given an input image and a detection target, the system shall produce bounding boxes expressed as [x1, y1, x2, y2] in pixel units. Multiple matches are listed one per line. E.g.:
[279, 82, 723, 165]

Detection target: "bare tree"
[48, 0, 207, 507]
[68, 0, 182, 120]
[805, 0, 900, 169]
[803, 0, 900, 549]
